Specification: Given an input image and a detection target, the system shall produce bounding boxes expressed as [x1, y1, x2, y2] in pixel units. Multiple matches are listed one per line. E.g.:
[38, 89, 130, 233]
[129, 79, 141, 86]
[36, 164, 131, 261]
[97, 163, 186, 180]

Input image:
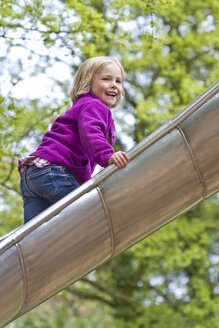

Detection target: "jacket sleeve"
[78, 101, 115, 167]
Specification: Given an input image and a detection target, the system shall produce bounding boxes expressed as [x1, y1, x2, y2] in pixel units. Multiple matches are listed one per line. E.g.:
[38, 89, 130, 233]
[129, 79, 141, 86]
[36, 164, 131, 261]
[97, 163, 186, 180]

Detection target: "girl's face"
[91, 62, 123, 108]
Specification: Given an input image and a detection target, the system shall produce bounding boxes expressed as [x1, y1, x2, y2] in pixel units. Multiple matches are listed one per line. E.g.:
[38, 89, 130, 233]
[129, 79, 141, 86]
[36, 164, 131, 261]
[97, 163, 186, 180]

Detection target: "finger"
[109, 154, 121, 167]
[121, 152, 129, 162]
[109, 152, 129, 168]
[119, 152, 129, 166]
[113, 156, 123, 168]
[118, 151, 129, 163]
[116, 153, 128, 168]
[110, 154, 122, 168]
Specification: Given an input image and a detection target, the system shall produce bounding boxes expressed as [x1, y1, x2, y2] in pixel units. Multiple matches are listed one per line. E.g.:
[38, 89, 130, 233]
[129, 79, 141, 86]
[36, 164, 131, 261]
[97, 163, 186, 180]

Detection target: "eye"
[103, 78, 110, 81]
[116, 80, 122, 84]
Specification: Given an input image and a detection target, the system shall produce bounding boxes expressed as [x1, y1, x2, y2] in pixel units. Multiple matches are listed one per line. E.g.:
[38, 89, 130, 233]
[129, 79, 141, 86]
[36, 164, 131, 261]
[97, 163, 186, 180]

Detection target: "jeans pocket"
[60, 167, 80, 188]
[27, 167, 58, 199]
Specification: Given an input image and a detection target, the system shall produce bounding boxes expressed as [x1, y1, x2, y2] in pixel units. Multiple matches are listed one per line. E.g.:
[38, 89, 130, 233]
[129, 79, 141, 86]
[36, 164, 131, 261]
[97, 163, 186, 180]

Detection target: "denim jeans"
[20, 164, 80, 223]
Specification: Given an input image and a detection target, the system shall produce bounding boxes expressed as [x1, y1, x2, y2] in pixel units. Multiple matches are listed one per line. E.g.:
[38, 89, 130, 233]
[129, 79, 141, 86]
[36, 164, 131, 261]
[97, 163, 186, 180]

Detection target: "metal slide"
[0, 81, 218, 327]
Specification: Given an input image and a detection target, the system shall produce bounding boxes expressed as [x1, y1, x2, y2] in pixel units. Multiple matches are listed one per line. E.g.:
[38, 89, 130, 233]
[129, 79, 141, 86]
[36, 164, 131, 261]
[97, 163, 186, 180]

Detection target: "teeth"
[106, 92, 116, 96]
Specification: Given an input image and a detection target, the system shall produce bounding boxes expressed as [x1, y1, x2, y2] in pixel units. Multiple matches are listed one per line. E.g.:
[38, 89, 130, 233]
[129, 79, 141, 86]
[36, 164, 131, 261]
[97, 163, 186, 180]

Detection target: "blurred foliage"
[0, 0, 218, 327]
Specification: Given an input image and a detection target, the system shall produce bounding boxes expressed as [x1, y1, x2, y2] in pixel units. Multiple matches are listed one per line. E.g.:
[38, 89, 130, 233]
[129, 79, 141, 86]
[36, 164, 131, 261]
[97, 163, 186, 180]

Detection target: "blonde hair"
[70, 56, 125, 108]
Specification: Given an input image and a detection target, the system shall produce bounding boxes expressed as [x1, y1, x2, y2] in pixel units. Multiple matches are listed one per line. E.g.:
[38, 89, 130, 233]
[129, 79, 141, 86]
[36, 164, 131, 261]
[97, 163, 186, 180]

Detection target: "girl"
[19, 56, 129, 223]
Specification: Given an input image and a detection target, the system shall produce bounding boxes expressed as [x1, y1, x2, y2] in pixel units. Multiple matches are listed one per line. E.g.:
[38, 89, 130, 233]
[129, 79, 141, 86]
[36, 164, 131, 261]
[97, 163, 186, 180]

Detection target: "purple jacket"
[30, 92, 116, 184]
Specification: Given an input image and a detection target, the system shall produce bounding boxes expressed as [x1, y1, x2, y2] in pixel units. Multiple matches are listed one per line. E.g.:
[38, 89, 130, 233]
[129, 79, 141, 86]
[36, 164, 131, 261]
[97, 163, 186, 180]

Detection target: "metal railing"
[0, 81, 218, 327]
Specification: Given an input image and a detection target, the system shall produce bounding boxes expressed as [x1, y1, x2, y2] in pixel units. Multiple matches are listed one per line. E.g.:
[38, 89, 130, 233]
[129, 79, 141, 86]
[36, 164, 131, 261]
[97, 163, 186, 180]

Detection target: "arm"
[78, 101, 115, 167]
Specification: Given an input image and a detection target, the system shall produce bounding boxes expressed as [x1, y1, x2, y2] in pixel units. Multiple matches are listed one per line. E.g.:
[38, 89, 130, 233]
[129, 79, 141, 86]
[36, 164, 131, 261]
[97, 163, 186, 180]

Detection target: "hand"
[108, 151, 129, 168]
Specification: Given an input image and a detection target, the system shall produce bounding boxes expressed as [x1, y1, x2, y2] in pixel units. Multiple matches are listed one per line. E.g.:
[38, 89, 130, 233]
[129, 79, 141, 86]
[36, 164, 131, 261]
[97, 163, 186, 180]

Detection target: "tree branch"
[0, 182, 20, 194]
[81, 277, 137, 307]
[66, 286, 114, 308]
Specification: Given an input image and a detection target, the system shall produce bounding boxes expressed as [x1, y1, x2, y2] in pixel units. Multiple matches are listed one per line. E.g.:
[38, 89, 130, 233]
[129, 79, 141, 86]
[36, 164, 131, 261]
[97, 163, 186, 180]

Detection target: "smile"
[105, 92, 117, 97]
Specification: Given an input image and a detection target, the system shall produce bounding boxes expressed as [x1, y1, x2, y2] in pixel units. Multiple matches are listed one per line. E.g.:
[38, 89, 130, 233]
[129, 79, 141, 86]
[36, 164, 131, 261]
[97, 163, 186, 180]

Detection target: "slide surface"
[0, 81, 218, 327]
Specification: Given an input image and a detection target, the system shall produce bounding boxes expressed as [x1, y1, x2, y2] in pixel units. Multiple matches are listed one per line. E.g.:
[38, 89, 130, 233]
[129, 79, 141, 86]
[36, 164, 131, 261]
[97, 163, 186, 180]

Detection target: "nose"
[110, 80, 116, 88]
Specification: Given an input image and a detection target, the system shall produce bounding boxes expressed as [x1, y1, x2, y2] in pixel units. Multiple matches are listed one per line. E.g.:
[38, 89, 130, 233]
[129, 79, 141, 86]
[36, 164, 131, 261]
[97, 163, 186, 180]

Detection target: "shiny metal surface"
[180, 93, 219, 197]
[100, 129, 204, 255]
[17, 189, 113, 316]
[0, 81, 218, 327]
[0, 246, 25, 325]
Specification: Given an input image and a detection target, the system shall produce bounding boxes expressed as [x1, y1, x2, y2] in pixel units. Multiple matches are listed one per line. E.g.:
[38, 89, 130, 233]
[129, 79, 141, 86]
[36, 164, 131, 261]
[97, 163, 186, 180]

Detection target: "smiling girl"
[18, 56, 129, 223]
